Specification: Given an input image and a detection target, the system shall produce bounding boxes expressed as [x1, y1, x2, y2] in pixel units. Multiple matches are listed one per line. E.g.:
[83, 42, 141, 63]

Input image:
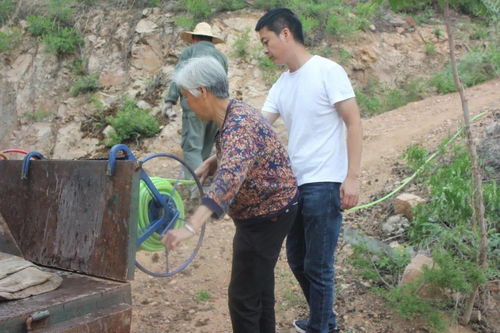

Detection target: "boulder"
[400, 254, 445, 299]
[393, 193, 425, 218]
[400, 253, 433, 285]
[135, 19, 157, 34]
[381, 215, 409, 235]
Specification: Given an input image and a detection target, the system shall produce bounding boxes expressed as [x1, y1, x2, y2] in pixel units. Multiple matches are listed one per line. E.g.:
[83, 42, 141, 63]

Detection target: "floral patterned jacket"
[201, 99, 298, 223]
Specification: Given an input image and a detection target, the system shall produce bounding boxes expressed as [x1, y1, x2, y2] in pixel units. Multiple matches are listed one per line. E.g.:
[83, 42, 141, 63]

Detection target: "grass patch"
[430, 46, 500, 94]
[0, 29, 21, 53]
[0, 0, 15, 25]
[71, 74, 100, 96]
[195, 290, 212, 302]
[355, 79, 428, 116]
[173, 15, 195, 29]
[232, 29, 251, 61]
[24, 110, 54, 123]
[253, 49, 282, 85]
[350, 244, 411, 287]
[424, 41, 437, 56]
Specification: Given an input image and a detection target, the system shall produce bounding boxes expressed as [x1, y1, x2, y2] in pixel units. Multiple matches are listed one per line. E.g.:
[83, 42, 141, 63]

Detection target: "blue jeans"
[286, 182, 342, 333]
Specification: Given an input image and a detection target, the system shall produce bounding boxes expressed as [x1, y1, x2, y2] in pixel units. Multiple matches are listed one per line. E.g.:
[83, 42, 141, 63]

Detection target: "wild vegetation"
[105, 98, 160, 147]
[350, 136, 499, 332]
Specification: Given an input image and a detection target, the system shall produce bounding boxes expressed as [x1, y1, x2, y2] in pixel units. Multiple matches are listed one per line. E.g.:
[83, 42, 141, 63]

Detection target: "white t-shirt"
[262, 55, 355, 186]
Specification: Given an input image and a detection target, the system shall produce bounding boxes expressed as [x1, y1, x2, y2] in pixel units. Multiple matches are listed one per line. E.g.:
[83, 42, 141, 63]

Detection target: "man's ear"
[281, 27, 291, 41]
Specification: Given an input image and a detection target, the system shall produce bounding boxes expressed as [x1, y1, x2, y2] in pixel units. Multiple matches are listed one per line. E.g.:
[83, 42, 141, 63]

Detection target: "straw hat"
[180, 22, 224, 44]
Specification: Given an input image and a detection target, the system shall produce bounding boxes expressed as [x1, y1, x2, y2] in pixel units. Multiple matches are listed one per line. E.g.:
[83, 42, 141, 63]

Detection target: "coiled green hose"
[137, 177, 194, 251]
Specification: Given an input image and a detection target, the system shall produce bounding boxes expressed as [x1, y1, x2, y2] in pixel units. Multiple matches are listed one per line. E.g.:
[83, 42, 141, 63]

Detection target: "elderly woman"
[162, 56, 298, 333]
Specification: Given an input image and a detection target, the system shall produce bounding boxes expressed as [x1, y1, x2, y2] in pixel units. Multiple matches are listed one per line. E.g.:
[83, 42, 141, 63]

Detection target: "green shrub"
[173, 15, 195, 29]
[433, 28, 444, 39]
[70, 58, 88, 75]
[424, 41, 437, 56]
[181, 0, 211, 20]
[0, 30, 20, 52]
[388, 0, 433, 13]
[232, 29, 250, 60]
[401, 144, 428, 171]
[354, 137, 498, 332]
[106, 98, 160, 147]
[356, 77, 428, 116]
[24, 110, 54, 122]
[71, 75, 100, 96]
[42, 27, 82, 55]
[403, 79, 428, 102]
[253, 0, 286, 10]
[355, 88, 382, 116]
[389, 0, 489, 18]
[431, 47, 500, 93]
[0, 0, 15, 25]
[212, 0, 247, 12]
[48, 0, 75, 26]
[350, 244, 411, 286]
[253, 50, 281, 84]
[468, 22, 490, 40]
[382, 88, 407, 110]
[451, 0, 489, 17]
[423, 250, 486, 293]
[336, 48, 352, 64]
[301, 15, 321, 38]
[406, 141, 499, 276]
[326, 10, 356, 40]
[27, 16, 56, 37]
[381, 286, 447, 332]
[414, 8, 438, 25]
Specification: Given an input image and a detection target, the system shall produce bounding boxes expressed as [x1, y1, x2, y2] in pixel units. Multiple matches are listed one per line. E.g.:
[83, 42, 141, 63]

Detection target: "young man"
[163, 22, 228, 175]
[255, 8, 363, 333]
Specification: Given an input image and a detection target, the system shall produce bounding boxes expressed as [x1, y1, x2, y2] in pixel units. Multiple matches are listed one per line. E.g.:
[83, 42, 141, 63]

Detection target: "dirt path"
[130, 78, 499, 333]
[360, 78, 499, 203]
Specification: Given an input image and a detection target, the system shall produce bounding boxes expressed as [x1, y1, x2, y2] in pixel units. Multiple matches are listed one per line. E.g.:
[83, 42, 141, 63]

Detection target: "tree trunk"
[443, 0, 488, 325]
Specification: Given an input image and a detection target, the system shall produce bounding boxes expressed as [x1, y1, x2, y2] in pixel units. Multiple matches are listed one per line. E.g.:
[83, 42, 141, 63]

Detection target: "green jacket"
[165, 41, 228, 112]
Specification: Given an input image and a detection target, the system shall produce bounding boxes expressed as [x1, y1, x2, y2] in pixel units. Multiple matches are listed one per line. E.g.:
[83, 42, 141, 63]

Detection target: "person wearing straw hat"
[162, 22, 228, 176]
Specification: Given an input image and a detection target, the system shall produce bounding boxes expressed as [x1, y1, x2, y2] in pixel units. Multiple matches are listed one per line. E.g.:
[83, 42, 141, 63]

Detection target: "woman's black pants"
[228, 205, 297, 333]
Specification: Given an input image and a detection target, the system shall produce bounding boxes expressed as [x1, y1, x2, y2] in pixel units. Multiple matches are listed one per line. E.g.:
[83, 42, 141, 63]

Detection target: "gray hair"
[173, 57, 229, 99]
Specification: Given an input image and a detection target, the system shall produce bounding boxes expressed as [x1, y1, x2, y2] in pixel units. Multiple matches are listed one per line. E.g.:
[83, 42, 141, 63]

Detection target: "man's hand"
[162, 101, 176, 120]
[340, 176, 360, 210]
[195, 155, 217, 185]
[162, 226, 194, 250]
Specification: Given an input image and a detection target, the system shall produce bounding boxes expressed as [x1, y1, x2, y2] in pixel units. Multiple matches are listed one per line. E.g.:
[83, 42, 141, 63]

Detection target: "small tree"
[443, 0, 488, 324]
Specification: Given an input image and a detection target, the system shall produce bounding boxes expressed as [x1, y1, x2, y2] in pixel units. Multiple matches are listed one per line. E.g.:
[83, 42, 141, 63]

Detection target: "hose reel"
[107, 144, 205, 277]
[4, 145, 205, 278]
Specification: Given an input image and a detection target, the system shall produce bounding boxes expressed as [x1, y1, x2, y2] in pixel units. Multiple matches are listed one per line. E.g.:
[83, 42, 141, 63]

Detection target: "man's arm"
[336, 97, 362, 210]
[261, 111, 280, 125]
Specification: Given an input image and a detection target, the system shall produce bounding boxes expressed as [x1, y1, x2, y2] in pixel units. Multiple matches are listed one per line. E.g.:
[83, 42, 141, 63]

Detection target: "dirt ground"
[130, 78, 499, 333]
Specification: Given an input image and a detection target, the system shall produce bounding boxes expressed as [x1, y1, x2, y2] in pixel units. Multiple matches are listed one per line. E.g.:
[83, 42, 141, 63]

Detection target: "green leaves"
[105, 98, 160, 147]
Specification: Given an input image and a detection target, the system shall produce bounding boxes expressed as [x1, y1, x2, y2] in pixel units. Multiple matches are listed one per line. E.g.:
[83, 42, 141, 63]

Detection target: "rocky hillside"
[0, 4, 477, 160]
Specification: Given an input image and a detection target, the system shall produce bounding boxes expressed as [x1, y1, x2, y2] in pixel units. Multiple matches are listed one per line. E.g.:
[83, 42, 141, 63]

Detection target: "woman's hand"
[195, 155, 217, 184]
[162, 226, 195, 250]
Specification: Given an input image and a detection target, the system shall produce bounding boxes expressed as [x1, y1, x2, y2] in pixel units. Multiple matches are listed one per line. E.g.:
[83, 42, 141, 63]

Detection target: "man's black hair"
[255, 7, 304, 45]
